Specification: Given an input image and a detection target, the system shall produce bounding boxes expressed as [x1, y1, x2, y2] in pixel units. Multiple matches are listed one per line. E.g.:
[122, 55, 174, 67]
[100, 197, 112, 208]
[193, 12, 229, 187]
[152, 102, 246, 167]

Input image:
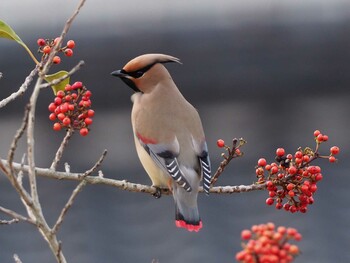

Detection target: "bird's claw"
[152, 187, 162, 199]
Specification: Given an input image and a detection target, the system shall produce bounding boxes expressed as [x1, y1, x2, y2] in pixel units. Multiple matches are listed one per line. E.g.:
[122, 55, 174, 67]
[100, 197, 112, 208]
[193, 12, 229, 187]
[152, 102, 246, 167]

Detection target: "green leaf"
[0, 19, 39, 64]
[45, 71, 70, 95]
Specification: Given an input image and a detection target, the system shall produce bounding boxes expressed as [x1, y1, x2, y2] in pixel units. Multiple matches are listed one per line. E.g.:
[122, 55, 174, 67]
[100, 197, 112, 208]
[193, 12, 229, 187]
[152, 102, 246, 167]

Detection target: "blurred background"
[0, 0, 349, 262]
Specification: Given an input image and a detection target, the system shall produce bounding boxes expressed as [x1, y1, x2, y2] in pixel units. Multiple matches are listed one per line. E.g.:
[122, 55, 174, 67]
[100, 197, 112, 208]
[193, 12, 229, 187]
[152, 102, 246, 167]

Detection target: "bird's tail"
[172, 167, 202, 232]
[174, 201, 202, 232]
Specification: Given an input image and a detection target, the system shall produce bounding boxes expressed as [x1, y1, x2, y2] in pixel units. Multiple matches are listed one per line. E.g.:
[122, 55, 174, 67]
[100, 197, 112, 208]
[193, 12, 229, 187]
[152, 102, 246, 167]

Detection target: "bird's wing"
[137, 133, 192, 192]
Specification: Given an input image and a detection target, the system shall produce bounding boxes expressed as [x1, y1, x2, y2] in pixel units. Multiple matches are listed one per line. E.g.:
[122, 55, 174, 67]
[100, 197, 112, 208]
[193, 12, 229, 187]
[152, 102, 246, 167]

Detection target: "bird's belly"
[134, 137, 169, 187]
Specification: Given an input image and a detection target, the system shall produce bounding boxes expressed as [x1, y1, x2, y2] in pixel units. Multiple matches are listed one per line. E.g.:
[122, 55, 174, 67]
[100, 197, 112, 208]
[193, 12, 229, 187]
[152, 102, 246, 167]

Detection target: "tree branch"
[1, 159, 267, 195]
[0, 66, 39, 109]
[0, 205, 35, 225]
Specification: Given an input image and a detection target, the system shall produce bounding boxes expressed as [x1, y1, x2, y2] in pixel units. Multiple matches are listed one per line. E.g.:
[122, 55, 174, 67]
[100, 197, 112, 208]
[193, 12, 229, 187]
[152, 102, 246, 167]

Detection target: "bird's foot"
[152, 186, 162, 199]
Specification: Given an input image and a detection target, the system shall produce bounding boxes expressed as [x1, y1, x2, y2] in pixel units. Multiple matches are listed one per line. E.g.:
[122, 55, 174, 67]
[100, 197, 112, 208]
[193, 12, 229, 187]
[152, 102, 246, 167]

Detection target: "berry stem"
[211, 138, 246, 186]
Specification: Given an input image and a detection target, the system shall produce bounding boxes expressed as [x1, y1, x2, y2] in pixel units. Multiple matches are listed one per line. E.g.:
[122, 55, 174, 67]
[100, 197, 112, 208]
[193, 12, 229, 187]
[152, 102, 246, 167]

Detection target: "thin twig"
[52, 150, 107, 234]
[13, 254, 23, 263]
[50, 129, 74, 170]
[83, 149, 108, 176]
[0, 205, 35, 225]
[2, 159, 267, 195]
[211, 138, 246, 186]
[40, 60, 85, 89]
[8, 105, 30, 173]
[0, 66, 39, 109]
[51, 179, 87, 235]
[0, 218, 19, 225]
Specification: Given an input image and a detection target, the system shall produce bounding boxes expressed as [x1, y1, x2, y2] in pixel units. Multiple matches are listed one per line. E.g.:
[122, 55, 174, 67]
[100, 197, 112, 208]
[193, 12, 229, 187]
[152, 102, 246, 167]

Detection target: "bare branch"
[51, 179, 87, 235]
[0, 205, 35, 225]
[39, 60, 85, 89]
[0, 67, 39, 109]
[0, 218, 19, 225]
[8, 105, 30, 173]
[2, 159, 267, 195]
[83, 149, 108, 176]
[50, 129, 74, 171]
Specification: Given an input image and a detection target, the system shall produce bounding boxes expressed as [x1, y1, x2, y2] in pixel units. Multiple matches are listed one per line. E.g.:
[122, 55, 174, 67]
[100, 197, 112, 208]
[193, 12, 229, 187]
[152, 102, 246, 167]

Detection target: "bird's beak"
[111, 70, 129, 78]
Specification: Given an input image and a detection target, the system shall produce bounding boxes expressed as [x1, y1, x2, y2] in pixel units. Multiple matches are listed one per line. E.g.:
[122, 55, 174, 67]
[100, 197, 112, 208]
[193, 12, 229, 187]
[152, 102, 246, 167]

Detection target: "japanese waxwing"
[111, 54, 211, 232]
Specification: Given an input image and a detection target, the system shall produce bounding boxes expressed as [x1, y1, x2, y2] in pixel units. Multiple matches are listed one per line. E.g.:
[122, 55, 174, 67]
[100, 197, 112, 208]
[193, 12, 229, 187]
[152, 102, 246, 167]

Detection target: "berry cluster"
[236, 222, 301, 263]
[48, 82, 94, 136]
[37, 37, 75, 64]
[256, 130, 340, 213]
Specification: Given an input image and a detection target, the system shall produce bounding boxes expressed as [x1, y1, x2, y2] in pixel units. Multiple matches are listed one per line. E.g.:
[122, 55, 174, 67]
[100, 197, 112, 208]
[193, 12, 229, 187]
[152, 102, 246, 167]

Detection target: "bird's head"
[111, 53, 181, 93]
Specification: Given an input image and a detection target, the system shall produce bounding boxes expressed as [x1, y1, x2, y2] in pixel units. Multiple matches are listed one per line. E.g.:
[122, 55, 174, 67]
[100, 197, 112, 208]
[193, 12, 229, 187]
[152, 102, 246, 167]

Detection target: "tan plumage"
[112, 54, 211, 232]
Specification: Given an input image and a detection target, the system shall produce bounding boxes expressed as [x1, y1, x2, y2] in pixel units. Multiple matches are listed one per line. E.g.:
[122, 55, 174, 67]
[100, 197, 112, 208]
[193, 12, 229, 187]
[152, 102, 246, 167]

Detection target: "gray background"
[0, 0, 349, 262]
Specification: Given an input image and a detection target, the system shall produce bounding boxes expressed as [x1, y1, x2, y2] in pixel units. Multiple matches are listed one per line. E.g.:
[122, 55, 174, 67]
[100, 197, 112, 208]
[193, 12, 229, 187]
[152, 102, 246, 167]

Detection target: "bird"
[111, 54, 211, 232]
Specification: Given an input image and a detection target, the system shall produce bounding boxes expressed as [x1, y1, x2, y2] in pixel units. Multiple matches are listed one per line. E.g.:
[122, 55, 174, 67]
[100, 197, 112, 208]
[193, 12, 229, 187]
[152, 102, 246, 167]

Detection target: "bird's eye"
[129, 70, 144, 78]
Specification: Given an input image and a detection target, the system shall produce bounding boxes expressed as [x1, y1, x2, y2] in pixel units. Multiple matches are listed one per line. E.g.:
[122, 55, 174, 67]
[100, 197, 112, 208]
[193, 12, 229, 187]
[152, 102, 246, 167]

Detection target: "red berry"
[71, 81, 83, 90]
[53, 123, 61, 131]
[85, 90, 92, 97]
[315, 173, 323, 181]
[314, 130, 321, 137]
[275, 203, 283, 210]
[82, 100, 91, 107]
[270, 166, 278, 174]
[286, 183, 295, 191]
[59, 104, 68, 113]
[49, 113, 56, 121]
[43, 45, 51, 54]
[317, 134, 324, 142]
[65, 84, 72, 91]
[48, 103, 56, 112]
[266, 198, 274, 205]
[62, 117, 71, 126]
[80, 127, 89, 136]
[84, 117, 93, 125]
[53, 56, 61, 64]
[309, 184, 317, 193]
[257, 158, 267, 167]
[288, 166, 297, 175]
[54, 97, 62, 105]
[276, 148, 285, 157]
[87, 109, 95, 117]
[241, 230, 252, 240]
[294, 151, 303, 159]
[330, 146, 340, 155]
[37, 38, 46, 46]
[57, 113, 65, 121]
[65, 48, 73, 57]
[329, 156, 336, 163]
[56, 90, 65, 98]
[68, 104, 75, 111]
[303, 155, 310, 162]
[66, 40, 75, 49]
[216, 139, 225, 148]
[235, 148, 241, 155]
[286, 153, 293, 160]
